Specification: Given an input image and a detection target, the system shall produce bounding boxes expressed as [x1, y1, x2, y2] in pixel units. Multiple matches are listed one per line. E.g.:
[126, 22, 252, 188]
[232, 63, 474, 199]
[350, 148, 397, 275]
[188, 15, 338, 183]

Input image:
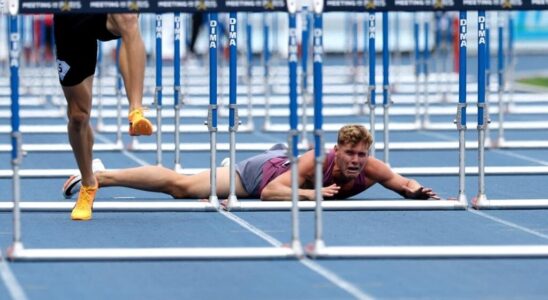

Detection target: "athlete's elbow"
[260, 188, 274, 201]
[260, 185, 285, 201]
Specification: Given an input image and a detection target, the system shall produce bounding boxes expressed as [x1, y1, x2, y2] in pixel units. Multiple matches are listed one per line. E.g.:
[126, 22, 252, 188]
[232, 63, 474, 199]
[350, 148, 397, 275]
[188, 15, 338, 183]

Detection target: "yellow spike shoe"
[71, 184, 98, 221]
[128, 108, 153, 136]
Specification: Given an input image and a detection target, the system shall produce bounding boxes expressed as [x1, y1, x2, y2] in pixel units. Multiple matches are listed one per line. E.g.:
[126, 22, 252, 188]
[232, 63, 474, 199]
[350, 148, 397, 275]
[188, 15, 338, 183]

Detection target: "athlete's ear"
[334, 144, 338, 152]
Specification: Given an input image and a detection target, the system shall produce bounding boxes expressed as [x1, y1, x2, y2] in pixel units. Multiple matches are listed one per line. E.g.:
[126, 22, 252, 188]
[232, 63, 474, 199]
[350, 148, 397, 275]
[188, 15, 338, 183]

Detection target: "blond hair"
[337, 124, 373, 148]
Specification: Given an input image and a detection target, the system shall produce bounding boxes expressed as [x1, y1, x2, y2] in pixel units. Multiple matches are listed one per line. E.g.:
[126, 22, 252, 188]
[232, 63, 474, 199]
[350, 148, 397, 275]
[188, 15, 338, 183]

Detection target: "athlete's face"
[334, 142, 370, 180]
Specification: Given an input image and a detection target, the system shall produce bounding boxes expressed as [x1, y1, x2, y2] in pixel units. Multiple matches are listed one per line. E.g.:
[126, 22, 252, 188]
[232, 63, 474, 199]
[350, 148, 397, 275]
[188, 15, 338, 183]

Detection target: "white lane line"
[419, 131, 548, 166]
[490, 148, 548, 166]
[468, 209, 548, 240]
[218, 210, 283, 247]
[219, 210, 374, 300]
[0, 252, 27, 300]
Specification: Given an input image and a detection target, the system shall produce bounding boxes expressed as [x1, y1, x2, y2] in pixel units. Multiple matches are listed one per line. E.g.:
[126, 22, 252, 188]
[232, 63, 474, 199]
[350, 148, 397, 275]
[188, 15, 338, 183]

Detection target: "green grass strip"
[518, 77, 548, 88]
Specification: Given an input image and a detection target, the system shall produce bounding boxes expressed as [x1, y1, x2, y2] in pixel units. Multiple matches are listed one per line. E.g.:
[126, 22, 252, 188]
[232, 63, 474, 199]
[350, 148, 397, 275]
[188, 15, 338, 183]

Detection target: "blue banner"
[18, 0, 287, 13]
[16, 0, 548, 13]
[323, 0, 546, 11]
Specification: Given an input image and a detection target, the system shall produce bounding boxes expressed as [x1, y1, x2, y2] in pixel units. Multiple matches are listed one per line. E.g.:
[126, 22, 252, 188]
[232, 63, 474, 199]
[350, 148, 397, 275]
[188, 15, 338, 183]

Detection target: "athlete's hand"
[402, 186, 440, 200]
[322, 184, 340, 198]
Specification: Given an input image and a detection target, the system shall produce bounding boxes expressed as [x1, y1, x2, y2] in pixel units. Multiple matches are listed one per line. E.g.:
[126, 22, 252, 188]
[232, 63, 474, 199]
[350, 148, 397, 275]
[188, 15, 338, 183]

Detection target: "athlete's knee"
[109, 14, 140, 37]
[168, 177, 190, 199]
[67, 110, 90, 129]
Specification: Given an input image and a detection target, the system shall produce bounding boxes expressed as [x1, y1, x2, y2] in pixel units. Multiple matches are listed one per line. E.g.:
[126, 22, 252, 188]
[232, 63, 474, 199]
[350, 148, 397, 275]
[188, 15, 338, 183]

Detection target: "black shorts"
[54, 14, 119, 86]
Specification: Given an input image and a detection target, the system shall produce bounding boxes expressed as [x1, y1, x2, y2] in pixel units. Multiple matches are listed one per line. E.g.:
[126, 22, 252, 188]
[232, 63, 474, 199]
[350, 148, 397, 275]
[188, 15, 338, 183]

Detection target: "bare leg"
[63, 76, 96, 187]
[97, 166, 181, 196]
[106, 14, 145, 112]
[96, 166, 249, 199]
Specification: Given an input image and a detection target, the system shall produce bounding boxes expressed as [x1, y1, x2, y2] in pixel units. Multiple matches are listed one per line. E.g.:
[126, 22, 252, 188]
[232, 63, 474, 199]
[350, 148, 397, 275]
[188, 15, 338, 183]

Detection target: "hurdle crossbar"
[0, 201, 216, 212]
[474, 199, 548, 209]
[264, 121, 548, 132]
[7, 246, 298, 261]
[2, 165, 548, 179]
[0, 199, 467, 212]
[307, 245, 548, 259]
[0, 123, 254, 134]
[4, 91, 548, 108]
[3, 140, 548, 153]
[2, 120, 546, 134]
[3, 104, 548, 119]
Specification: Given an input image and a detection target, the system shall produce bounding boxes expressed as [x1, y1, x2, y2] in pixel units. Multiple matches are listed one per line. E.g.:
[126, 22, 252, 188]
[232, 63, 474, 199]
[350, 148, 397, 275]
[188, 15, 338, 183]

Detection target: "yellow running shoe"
[128, 108, 153, 136]
[71, 184, 98, 221]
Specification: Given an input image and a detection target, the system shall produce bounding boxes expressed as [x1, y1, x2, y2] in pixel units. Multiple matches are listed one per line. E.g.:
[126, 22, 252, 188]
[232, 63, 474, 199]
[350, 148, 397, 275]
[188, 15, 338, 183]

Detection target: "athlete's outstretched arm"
[365, 157, 440, 200]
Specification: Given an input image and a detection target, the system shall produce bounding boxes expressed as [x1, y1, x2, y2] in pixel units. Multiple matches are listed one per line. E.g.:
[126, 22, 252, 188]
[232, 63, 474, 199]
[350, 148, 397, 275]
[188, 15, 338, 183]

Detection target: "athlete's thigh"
[61, 76, 94, 114]
[215, 167, 249, 198]
[182, 167, 248, 199]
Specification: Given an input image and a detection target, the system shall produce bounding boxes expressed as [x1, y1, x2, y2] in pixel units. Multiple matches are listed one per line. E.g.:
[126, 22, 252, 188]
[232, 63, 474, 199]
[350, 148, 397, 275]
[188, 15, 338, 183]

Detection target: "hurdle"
[95, 42, 106, 131]
[422, 16, 431, 128]
[473, 11, 548, 209]
[300, 6, 311, 149]
[6, 1, 302, 261]
[114, 40, 125, 148]
[413, 14, 421, 127]
[152, 14, 163, 164]
[495, 12, 506, 146]
[261, 13, 273, 130]
[225, 11, 240, 209]
[367, 12, 377, 158]
[244, 13, 255, 130]
[456, 11, 468, 205]
[350, 13, 361, 114]
[381, 11, 391, 164]
[173, 12, 183, 170]
[505, 14, 515, 112]
[306, 3, 548, 259]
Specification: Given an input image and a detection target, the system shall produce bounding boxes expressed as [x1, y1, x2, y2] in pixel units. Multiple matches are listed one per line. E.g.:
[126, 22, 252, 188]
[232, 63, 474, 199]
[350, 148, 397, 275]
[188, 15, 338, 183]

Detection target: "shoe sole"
[63, 175, 80, 199]
[129, 119, 153, 136]
[71, 215, 92, 221]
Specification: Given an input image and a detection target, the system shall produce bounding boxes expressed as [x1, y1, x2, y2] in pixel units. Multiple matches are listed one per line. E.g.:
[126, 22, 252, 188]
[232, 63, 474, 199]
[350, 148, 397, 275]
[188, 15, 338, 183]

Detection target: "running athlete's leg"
[62, 76, 96, 188]
[106, 14, 145, 112]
